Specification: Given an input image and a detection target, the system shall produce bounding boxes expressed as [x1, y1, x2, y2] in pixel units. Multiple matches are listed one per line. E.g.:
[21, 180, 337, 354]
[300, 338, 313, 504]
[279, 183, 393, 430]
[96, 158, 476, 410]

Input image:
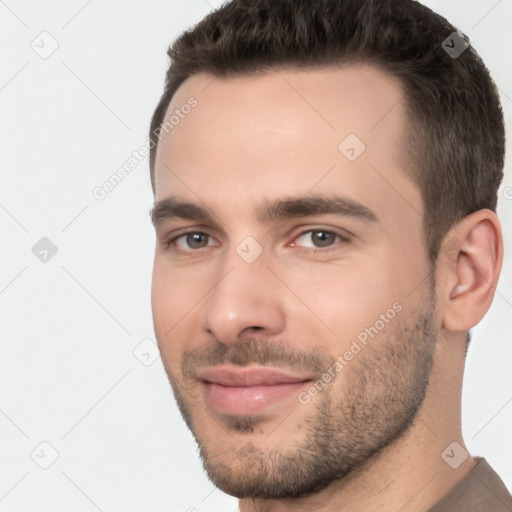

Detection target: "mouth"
[196, 365, 314, 416]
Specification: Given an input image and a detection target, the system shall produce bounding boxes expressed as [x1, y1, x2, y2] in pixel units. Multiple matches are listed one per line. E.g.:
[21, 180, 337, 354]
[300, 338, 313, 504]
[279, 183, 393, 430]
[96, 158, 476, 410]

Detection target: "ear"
[437, 210, 503, 332]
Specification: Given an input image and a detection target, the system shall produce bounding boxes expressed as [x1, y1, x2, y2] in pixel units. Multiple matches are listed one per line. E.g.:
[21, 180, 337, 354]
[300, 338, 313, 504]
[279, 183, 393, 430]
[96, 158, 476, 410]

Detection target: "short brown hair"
[149, 0, 505, 263]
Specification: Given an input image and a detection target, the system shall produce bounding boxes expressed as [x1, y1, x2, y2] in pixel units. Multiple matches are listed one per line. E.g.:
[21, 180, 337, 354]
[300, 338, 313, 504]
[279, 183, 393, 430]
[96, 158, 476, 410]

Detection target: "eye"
[162, 227, 350, 255]
[292, 229, 348, 250]
[165, 231, 217, 252]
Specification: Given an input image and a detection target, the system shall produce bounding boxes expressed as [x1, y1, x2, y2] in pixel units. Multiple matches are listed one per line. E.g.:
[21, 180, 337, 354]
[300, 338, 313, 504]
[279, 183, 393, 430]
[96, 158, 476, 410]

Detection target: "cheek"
[151, 258, 200, 323]
[282, 257, 404, 346]
[151, 260, 195, 354]
[151, 261, 171, 332]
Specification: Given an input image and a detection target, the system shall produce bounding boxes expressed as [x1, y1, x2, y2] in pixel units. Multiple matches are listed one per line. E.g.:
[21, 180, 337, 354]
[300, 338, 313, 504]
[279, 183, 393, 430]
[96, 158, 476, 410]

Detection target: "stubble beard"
[162, 284, 438, 499]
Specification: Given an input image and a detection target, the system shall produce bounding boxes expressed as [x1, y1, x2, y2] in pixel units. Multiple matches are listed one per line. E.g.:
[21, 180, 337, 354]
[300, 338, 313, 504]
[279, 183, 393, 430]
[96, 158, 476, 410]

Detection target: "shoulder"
[429, 457, 512, 512]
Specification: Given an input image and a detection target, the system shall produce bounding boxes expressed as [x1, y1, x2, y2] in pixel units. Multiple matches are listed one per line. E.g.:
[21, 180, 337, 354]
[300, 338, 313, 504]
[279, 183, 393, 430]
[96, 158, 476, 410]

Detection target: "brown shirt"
[429, 457, 512, 511]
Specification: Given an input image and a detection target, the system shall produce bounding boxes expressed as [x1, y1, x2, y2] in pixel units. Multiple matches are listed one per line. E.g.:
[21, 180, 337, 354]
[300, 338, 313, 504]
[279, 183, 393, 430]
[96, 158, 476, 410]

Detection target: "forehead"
[153, 64, 421, 226]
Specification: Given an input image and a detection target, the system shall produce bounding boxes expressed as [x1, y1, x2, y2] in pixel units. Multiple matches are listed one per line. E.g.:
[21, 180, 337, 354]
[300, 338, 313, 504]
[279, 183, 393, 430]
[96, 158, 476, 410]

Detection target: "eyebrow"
[150, 194, 378, 228]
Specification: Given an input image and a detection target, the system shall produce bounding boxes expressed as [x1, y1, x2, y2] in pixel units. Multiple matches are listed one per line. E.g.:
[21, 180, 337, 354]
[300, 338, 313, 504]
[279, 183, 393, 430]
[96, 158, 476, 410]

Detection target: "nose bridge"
[201, 242, 286, 343]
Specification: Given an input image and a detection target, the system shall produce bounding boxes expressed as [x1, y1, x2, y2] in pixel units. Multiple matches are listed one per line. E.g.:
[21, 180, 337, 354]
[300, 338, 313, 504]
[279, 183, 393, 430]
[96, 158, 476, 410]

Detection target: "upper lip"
[196, 365, 315, 387]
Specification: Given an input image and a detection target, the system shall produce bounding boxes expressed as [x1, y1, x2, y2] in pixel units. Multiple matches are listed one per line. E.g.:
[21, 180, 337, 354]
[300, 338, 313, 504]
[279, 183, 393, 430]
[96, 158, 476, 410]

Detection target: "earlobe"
[441, 210, 503, 333]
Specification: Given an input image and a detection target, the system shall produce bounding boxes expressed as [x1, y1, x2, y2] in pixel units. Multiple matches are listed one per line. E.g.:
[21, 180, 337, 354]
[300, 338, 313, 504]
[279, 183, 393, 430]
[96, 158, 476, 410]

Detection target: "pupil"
[188, 233, 207, 248]
[313, 231, 333, 247]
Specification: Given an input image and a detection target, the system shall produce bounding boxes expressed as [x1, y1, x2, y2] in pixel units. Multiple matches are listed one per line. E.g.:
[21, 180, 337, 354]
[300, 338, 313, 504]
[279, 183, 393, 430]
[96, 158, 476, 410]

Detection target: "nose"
[200, 247, 287, 344]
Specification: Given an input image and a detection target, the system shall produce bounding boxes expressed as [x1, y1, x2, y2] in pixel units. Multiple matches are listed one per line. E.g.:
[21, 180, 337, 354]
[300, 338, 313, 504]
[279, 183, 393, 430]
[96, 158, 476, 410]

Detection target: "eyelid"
[161, 227, 219, 251]
[289, 227, 352, 249]
[161, 225, 352, 253]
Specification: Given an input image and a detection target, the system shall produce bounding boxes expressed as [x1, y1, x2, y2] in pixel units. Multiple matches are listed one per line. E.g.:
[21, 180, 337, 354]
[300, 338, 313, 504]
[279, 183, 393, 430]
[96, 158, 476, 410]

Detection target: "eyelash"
[162, 228, 351, 255]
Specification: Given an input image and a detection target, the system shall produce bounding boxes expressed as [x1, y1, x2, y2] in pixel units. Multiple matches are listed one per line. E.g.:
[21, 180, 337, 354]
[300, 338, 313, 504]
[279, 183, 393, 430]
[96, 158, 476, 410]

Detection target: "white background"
[0, 1, 511, 511]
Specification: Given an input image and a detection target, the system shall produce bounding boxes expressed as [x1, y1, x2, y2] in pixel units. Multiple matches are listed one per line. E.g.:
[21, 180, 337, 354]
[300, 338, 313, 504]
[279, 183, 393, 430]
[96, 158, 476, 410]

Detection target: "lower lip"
[202, 381, 311, 415]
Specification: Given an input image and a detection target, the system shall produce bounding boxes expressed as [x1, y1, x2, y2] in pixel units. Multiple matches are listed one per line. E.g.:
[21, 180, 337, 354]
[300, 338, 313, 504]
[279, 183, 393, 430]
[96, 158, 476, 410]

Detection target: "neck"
[239, 337, 475, 512]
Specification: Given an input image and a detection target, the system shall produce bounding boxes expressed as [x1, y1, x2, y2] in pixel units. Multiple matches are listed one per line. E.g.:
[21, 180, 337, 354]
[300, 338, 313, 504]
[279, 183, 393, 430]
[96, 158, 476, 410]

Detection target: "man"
[148, 0, 511, 510]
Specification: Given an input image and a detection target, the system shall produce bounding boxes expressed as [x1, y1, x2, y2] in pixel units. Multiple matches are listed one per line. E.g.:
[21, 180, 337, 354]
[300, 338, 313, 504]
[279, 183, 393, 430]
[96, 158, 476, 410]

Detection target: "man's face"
[151, 64, 438, 498]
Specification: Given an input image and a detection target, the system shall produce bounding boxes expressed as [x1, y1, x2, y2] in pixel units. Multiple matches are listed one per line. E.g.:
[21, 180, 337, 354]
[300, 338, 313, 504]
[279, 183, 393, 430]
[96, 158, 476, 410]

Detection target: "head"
[149, 0, 504, 501]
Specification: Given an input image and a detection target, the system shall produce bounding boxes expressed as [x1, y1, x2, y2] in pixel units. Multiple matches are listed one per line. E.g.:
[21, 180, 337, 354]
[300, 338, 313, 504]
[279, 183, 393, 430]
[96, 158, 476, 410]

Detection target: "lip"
[197, 365, 314, 415]
[196, 365, 315, 386]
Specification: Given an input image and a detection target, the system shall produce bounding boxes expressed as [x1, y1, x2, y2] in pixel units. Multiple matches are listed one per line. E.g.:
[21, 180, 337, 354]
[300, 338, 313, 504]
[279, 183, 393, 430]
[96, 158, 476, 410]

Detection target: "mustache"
[181, 338, 335, 380]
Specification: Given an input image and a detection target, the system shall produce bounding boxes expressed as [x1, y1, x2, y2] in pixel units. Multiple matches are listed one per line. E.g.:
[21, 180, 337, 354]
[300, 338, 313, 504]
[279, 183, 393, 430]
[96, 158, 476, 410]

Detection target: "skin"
[150, 64, 503, 512]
